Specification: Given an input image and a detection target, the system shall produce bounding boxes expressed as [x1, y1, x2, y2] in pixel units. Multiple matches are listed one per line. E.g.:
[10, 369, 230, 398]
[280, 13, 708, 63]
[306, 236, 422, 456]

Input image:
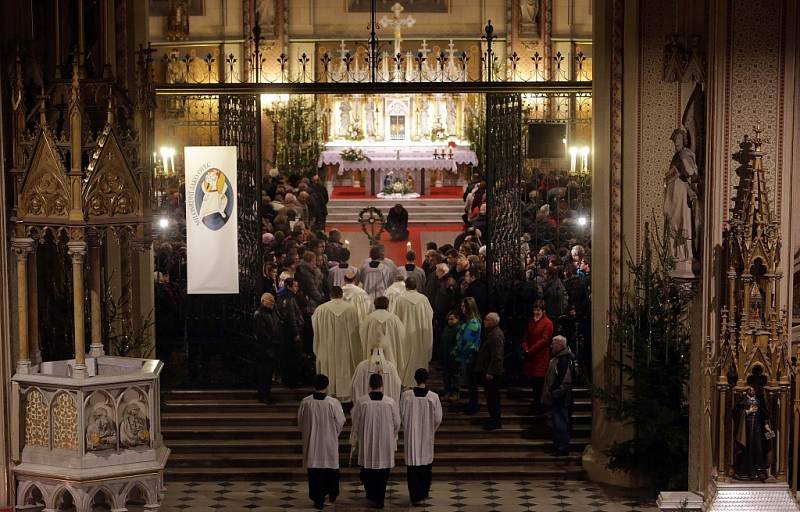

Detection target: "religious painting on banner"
[185, 146, 239, 294]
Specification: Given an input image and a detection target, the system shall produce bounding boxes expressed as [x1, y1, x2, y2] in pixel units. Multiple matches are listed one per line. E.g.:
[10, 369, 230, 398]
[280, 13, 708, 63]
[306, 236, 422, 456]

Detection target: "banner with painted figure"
[185, 146, 239, 294]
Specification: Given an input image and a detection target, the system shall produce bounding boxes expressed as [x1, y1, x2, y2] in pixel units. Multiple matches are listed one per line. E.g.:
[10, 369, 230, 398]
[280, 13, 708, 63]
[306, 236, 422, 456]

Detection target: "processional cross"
[380, 3, 416, 57]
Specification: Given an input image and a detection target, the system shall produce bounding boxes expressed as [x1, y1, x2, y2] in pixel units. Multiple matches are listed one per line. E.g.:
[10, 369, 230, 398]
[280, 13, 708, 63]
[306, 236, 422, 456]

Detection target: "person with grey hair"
[474, 312, 505, 430]
[542, 335, 575, 456]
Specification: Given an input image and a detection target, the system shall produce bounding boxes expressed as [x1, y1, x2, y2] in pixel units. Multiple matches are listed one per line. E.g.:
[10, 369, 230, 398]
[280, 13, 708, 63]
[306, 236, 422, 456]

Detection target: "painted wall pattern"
[724, 0, 785, 221]
[637, 0, 679, 255]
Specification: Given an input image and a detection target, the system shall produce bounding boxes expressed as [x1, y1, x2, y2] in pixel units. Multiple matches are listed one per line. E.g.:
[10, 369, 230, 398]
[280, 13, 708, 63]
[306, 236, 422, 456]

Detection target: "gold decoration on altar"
[710, 125, 793, 485]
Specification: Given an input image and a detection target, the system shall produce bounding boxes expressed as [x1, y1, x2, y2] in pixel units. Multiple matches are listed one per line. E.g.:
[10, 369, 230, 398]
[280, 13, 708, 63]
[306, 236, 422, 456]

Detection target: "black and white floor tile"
[162, 479, 657, 511]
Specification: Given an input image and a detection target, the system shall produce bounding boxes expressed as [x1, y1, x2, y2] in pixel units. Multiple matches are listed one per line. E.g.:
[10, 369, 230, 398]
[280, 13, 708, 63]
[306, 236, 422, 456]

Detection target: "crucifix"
[380, 3, 416, 58]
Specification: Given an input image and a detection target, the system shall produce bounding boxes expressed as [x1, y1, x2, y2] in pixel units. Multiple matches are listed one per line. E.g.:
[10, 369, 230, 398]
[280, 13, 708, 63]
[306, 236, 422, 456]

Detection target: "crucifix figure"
[380, 3, 416, 58]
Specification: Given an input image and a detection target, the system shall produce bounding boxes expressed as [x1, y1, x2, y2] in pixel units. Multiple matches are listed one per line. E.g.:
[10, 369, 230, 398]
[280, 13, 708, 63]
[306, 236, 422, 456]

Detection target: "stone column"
[27, 240, 40, 365]
[89, 236, 105, 357]
[68, 241, 87, 378]
[11, 238, 34, 374]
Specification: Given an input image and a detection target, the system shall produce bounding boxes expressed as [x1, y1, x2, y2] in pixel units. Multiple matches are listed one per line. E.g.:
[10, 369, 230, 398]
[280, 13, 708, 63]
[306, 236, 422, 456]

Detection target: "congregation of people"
[156, 169, 590, 509]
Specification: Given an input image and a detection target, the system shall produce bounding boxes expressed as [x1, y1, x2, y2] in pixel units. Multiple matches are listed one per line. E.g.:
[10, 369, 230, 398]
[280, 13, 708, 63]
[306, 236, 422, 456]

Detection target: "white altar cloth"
[318, 148, 479, 175]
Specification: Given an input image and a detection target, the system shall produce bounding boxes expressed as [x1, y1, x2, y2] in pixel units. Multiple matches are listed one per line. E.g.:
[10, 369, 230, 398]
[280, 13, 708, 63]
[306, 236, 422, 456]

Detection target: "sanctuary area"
[0, 1, 798, 512]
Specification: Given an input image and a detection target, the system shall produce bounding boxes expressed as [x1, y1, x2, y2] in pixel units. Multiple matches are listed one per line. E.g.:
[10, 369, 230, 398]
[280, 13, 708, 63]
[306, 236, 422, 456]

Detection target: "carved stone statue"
[365, 96, 376, 137]
[166, 0, 190, 41]
[521, 0, 539, 24]
[733, 366, 773, 481]
[446, 95, 457, 136]
[85, 405, 116, 451]
[663, 126, 698, 278]
[419, 95, 430, 137]
[339, 98, 352, 138]
[120, 401, 150, 448]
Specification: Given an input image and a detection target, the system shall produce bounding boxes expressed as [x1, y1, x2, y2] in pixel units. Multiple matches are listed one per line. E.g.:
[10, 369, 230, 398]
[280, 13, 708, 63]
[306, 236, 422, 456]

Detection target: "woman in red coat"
[522, 300, 554, 414]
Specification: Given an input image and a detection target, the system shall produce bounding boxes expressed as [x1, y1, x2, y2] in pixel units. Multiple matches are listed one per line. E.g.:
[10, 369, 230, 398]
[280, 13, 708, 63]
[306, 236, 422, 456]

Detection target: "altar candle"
[407, 241, 412, 250]
[569, 146, 578, 175]
[345, 240, 350, 248]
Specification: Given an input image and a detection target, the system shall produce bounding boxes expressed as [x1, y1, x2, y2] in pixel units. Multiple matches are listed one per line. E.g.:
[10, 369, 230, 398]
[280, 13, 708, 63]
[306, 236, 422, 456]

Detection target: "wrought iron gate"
[219, 94, 263, 323]
[485, 93, 523, 315]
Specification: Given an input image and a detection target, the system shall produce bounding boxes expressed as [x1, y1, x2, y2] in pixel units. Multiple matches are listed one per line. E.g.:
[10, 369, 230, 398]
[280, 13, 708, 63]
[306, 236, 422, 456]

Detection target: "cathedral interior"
[0, 0, 798, 511]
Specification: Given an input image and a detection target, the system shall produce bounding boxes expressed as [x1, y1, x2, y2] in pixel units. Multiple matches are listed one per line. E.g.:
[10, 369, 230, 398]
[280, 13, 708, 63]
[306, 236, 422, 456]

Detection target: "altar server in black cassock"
[298, 374, 346, 510]
[352, 373, 401, 509]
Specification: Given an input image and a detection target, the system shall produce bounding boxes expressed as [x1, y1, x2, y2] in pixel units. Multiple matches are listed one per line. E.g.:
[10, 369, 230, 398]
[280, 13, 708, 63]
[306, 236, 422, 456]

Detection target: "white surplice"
[360, 264, 388, 300]
[348, 350, 403, 463]
[351, 351, 402, 404]
[297, 394, 346, 468]
[352, 393, 401, 469]
[312, 299, 362, 401]
[360, 309, 406, 370]
[342, 283, 374, 331]
[400, 389, 443, 466]
[329, 264, 356, 289]
[384, 281, 407, 314]
[392, 290, 434, 387]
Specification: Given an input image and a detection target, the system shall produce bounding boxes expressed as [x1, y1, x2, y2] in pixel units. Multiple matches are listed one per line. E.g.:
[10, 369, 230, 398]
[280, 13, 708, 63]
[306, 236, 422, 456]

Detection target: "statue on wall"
[520, 0, 540, 37]
[85, 405, 117, 451]
[446, 95, 457, 136]
[663, 125, 698, 279]
[419, 95, 430, 137]
[732, 366, 773, 481]
[257, 0, 276, 32]
[166, 0, 190, 41]
[365, 96, 376, 137]
[521, 0, 539, 23]
[120, 401, 150, 448]
[339, 98, 352, 138]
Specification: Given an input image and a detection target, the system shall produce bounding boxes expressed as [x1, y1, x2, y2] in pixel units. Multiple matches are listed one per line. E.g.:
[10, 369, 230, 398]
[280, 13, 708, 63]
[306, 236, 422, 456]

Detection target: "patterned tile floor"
[162, 479, 657, 511]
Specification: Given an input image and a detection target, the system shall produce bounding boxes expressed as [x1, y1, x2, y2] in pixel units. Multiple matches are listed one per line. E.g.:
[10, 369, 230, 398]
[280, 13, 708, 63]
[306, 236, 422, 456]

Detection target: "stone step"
[164, 464, 587, 481]
[161, 399, 592, 415]
[162, 387, 592, 402]
[165, 437, 589, 454]
[167, 450, 583, 468]
[161, 424, 592, 441]
[327, 198, 465, 224]
[160, 411, 592, 427]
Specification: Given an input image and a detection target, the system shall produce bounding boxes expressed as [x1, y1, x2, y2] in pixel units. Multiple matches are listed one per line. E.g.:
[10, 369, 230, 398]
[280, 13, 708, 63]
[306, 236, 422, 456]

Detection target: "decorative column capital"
[11, 237, 35, 260]
[67, 241, 88, 262]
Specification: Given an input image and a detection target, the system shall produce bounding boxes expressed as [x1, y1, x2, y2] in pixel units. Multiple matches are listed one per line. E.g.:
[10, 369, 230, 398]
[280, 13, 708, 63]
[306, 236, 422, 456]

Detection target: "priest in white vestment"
[352, 373, 401, 509]
[384, 275, 407, 313]
[360, 260, 388, 300]
[298, 374, 346, 509]
[312, 286, 362, 401]
[360, 296, 406, 368]
[328, 249, 356, 289]
[349, 339, 402, 465]
[393, 278, 435, 387]
[342, 269, 374, 338]
[400, 368, 443, 505]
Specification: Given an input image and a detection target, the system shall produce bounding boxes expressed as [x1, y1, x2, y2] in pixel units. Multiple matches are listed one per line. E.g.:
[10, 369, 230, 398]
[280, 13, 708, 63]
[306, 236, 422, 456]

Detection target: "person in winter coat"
[521, 300, 554, 415]
[474, 313, 504, 430]
[439, 310, 461, 402]
[453, 298, 481, 415]
[253, 293, 282, 404]
[542, 266, 568, 332]
[541, 335, 575, 456]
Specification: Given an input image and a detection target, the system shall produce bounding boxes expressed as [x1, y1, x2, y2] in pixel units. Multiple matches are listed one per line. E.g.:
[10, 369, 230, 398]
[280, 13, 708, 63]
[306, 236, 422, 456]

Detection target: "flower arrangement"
[430, 125, 447, 142]
[341, 147, 369, 162]
[346, 125, 364, 141]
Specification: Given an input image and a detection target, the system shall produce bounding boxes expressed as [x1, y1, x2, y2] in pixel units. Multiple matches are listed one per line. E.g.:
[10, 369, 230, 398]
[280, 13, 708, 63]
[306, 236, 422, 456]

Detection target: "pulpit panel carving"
[84, 391, 118, 452]
[51, 392, 79, 451]
[19, 133, 71, 219]
[24, 388, 49, 448]
[83, 130, 140, 219]
[117, 387, 151, 448]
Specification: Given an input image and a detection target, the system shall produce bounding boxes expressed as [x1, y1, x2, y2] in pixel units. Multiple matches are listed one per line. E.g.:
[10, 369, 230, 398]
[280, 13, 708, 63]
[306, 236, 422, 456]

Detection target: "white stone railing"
[11, 356, 168, 511]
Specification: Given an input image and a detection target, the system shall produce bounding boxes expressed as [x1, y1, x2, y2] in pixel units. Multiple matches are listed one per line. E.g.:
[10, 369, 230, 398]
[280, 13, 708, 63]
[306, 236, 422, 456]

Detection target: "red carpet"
[331, 186, 463, 200]
[327, 223, 462, 263]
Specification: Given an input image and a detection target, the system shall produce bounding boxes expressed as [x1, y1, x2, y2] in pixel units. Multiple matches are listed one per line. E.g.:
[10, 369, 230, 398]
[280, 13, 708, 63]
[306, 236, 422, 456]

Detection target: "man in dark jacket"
[309, 175, 329, 228]
[462, 268, 487, 318]
[475, 313, 505, 430]
[253, 293, 282, 404]
[541, 335, 575, 456]
[277, 278, 304, 386]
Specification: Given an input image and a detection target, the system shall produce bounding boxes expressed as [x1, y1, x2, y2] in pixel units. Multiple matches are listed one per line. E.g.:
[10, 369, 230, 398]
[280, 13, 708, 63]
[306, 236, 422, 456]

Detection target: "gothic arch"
[82, 127, 141, 220]
[18, 129, 71, 220]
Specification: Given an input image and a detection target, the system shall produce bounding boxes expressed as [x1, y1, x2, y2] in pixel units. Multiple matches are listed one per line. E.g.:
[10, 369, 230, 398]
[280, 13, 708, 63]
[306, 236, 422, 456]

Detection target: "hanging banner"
[185, 146, 239, 294]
